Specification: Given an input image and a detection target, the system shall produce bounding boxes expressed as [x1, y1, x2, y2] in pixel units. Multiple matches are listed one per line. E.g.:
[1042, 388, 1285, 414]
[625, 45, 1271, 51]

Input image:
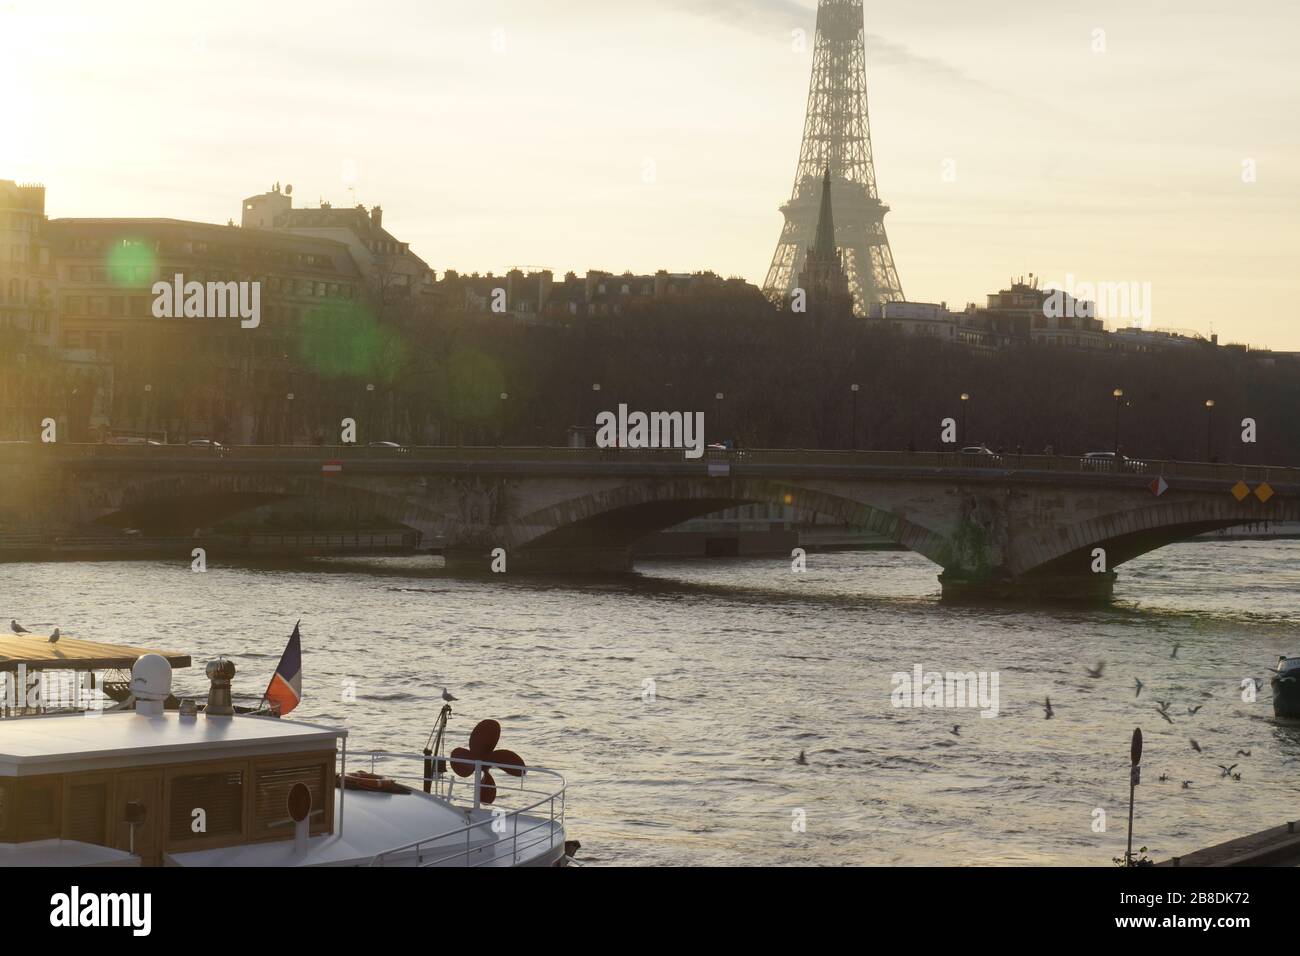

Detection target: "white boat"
[0, 655, 570, 867]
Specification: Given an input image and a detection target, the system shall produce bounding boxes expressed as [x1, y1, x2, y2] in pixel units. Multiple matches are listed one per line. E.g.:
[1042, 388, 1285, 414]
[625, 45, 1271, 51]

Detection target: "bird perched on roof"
[48, 628, 60, 644]
[441, 687, 457, 703]
[11, 619, 29, 634]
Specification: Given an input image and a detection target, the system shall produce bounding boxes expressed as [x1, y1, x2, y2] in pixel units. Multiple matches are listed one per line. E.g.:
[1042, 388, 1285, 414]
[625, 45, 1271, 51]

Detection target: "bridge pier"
[442, 546, 635, 575]
[938, 571, 1117, 603]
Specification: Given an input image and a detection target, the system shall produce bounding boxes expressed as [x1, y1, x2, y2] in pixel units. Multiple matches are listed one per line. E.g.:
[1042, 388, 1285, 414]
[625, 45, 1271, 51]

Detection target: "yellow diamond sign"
[1231, 481, 1250, 502]
[1255, 482, 1274, 503]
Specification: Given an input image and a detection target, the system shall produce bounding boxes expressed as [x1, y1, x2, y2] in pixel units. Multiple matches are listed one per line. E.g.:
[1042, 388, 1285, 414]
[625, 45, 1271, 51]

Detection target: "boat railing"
[351, 751, 567, 868]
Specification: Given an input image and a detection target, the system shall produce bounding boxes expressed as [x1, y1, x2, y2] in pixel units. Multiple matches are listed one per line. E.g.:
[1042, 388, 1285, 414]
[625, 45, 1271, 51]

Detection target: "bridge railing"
[2, 443, 1296, 484]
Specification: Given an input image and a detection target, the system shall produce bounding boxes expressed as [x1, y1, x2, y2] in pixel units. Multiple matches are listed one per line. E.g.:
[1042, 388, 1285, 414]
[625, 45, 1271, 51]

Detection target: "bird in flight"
[795, 749, 808, 765]
[1232, 772, 1242, 781]
[441, 687, 457, 703]
[1171, 643, 1181, 659]
[950, 725, 961, 736]
[1218, 764, 1238, 778]
[1158, 773, 1169, 782]
[47, 628, 60, 644]
[1085, 662, 1105, 679]
[1187, 704, 1202, 715]
[1134, 677, 1144, 698]
[1236, 748, 1252, 757]
[1155, 707, 1174, 725]
[1181, 780, 1193, 789]
[1155, 699, 1171, 714]
[1190, 739, 1203, 753]
[1043, 697, 1054, 720]
[10, 620, 29, 634]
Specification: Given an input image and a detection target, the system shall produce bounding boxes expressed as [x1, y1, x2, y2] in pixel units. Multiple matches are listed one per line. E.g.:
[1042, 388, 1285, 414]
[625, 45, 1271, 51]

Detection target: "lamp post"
[143, 384, 152, 441]
[959, 393, 970, 447]
[850, 383, 859, 450]
[1112, 388, 1125, 457]
[1204, 399, 1215, 462]
[365, 383, 375, 442]
[499, 391, 508, 445]
[286, 392, 295, 446]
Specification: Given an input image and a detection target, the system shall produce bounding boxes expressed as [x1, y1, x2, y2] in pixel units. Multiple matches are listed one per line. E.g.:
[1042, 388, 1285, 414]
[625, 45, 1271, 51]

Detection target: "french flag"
[264, 621, 303, 716]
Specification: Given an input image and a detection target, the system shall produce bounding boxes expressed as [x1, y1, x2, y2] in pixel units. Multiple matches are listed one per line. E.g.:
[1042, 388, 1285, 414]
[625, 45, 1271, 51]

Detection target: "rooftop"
[0, 710, 343, 776]
[0, 634, 190, 673]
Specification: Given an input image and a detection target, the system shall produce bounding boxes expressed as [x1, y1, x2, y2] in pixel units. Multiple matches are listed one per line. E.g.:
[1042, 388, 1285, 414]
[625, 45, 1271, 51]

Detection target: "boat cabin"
[0, 655, 340, 866]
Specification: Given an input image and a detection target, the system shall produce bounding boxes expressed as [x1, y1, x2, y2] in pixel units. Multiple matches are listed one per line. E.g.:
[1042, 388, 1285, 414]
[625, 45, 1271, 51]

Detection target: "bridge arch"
[502, 477, 952, 567]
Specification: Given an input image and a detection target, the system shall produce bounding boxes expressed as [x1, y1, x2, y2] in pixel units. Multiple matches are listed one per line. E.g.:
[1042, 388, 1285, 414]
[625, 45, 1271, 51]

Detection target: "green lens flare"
[297, 298, 407, 382]
[107, 239, 157, 288]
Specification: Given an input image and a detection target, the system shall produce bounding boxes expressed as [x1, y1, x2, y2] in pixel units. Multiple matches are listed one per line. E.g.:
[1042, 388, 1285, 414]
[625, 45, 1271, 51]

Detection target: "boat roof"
[0, 634, 190, 672]
[0, 711, 344, 776]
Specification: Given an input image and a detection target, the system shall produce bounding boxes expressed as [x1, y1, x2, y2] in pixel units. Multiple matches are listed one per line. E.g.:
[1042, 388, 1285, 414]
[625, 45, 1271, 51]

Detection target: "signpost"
[1127, 727, 1143, 866]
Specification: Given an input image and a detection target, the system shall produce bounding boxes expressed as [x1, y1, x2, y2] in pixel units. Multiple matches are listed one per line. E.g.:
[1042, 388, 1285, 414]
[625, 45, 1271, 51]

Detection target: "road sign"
[1148, 476, 1168, 497]
[1255, 482, 1274, 503]
[1231, 480, 1250, 502]
[322, 460, 343, 475]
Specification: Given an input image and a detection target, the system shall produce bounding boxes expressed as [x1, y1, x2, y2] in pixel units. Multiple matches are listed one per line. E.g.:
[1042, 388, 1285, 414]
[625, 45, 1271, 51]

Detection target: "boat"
[0, 654, 572, 867]
[1272, 656, 1300, 720]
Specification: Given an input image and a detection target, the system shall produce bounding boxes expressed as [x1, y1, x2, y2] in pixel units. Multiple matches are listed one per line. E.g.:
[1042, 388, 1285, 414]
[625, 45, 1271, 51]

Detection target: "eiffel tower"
[763, 0, 904, 313]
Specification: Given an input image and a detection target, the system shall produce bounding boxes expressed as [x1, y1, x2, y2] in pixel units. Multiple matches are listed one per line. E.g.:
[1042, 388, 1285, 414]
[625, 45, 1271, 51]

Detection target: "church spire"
[813, 167, 836, 259]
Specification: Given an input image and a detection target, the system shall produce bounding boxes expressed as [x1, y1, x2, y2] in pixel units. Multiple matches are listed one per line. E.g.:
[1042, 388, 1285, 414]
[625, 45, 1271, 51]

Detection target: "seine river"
[5, 540, 1298, 865]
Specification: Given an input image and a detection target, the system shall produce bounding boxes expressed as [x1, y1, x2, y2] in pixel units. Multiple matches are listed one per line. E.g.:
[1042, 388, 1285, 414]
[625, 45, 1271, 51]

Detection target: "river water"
[3, 540, 1298, 866]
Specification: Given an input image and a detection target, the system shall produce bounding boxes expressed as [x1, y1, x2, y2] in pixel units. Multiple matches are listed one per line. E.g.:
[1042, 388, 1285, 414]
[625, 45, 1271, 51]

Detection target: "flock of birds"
[10, 619, 59, 643]
[795, 639, 1264, 790]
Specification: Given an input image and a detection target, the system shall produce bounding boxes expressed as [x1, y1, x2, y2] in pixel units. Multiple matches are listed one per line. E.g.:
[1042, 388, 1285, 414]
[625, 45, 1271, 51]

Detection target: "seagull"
[1158, 773, 1169, 782]
[1232, 772, 1242, 782]
[1043, 697, 1054, 719]
[1190, 739, 1202, 753]
[1187, 704, 1202, 715]
[1171, 643, 1181, 659]
[1155, 699, 1171, 714]
[1218, 764, 1238, 778]
[440, 687, 457, 703]
[1236, 749, 1252, 757]
[1085, 662, 1106, 678]
[1182, 780, 1193, 789]
[47, 628, 60, 644]
[950, 725, 961, 736]
[1134, 677, 1144, 698]
[795, 749, 807, 765]
[10, 620, 29, 634]
[1155, 708, 1174, 725]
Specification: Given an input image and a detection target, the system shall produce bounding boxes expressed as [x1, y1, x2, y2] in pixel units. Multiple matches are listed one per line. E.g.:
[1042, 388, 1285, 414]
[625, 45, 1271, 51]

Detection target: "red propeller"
[449, 719, 526, 805]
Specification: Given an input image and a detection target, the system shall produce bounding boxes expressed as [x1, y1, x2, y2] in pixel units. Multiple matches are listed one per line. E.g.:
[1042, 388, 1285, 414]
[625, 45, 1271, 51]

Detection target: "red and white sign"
[1148, 476, 1168, 497]
[322, 460, 343, 475]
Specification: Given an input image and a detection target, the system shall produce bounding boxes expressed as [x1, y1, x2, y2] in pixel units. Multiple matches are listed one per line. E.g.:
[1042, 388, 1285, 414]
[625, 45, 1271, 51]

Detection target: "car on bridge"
[959, 445, 1003, 465]
[1080, 451, 1148, 473]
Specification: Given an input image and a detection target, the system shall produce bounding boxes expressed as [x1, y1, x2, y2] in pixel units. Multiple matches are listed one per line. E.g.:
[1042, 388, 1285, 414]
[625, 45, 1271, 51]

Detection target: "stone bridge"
[1, 445, 1296, 600]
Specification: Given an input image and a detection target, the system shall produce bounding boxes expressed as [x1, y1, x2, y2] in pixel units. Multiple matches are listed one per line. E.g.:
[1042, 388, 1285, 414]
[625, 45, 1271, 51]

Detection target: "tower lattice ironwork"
[763, 0, 903, 313]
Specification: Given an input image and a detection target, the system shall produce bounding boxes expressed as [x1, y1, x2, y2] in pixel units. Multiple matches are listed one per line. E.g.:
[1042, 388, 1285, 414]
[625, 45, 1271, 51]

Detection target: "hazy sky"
[4, 0, 1298, 348]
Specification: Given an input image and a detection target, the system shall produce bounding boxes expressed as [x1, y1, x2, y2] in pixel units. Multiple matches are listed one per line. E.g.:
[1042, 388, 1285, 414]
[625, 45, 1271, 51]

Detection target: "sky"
[4, 0, 1299, 348]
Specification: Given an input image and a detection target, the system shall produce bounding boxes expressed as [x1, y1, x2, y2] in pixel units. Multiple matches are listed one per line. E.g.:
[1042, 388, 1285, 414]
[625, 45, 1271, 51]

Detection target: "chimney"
[205, 658, 236, 717]
[370, 205, 383, 228]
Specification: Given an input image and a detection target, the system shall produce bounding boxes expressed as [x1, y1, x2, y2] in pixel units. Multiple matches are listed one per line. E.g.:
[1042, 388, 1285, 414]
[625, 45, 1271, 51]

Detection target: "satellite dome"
[129, 653, 173, 702]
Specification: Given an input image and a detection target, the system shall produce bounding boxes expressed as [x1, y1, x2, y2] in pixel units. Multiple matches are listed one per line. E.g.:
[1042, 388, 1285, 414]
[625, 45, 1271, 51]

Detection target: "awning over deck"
[0, 635, 190, 672]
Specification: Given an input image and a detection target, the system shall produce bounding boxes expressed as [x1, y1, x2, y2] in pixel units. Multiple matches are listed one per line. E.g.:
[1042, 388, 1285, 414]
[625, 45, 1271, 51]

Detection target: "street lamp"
[850, 383, 860, 450]
[959, 393, 970, 447]
[143, 384, 153, 441]
[365, 383, 375, 443]
[499, 391, 508, 445]
[286, 392, 295, 446]
[1112, 388, 1125, 456]
[1204, 399, 1215, 462]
